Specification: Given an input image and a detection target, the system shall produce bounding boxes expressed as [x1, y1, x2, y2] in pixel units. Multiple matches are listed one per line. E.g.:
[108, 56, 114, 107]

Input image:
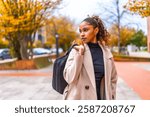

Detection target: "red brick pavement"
[115, 62, 150, 100]
[0, 72, 51, 77]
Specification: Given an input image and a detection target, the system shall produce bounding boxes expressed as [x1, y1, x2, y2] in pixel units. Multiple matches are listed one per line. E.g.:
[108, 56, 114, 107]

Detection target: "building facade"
[35, 26, 47, 45]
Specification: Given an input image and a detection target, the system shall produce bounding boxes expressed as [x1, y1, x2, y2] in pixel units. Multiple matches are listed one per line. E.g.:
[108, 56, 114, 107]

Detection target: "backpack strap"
[65, 44, 78, 55]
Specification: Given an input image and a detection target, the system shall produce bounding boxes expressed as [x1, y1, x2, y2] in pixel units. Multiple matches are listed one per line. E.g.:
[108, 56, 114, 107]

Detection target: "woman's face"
[79, 21, 98, 43]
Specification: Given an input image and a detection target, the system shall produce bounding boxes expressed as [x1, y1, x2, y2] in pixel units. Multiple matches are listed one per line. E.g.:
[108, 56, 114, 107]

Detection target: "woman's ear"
[94, 27, 99, 35]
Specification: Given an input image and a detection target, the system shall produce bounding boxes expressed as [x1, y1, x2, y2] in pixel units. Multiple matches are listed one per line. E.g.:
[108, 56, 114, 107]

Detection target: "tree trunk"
[116, 0, 121, 54]
[19, 38, 29, 60]
[28, 32, 36, 59]
[11, 39, 22, 60]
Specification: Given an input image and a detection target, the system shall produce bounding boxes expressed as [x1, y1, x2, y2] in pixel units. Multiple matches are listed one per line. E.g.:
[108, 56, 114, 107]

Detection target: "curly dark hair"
[82, 15, 110, 45]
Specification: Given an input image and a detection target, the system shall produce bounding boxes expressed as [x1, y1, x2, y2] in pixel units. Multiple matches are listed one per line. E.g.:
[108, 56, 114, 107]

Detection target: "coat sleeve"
[111, 58, 118, 100]
[63, 48, 84, 84]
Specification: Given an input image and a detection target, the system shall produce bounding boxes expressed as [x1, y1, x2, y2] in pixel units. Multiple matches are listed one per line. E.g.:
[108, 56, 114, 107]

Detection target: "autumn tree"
[124, 0, 150, 52]
[124, 0, 150, 17]
[45, 16, 77, 51]
[98, 0, 142, 53]
[98, 0, 130, 53]
[109, 24, 136, 47]
[0, 39, 9, 48]
[0, 0, 62, 60]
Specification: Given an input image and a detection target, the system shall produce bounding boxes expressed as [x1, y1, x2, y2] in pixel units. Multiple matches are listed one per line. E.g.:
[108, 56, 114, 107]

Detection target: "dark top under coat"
[88, 42, 105, 100]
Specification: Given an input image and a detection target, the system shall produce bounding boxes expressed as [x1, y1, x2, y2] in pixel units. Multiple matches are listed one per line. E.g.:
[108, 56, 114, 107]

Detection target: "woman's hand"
[72, 39, 85, 55]
[74, 45, 85, 55]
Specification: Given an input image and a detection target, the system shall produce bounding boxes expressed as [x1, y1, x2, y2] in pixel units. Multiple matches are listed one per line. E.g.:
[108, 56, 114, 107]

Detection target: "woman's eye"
[83, 28, 88, 32]
[79, 28, 89, 33]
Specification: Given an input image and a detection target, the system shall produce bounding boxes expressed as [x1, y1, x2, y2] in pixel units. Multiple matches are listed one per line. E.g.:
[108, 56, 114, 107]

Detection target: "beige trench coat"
[63, 43, 118, 100]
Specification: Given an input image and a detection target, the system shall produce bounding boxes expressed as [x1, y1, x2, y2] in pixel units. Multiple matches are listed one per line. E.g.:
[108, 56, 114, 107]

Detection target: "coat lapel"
[83, 44, 96, 90]
[98, 42, 113, 99]
[98, 43, 113, 59]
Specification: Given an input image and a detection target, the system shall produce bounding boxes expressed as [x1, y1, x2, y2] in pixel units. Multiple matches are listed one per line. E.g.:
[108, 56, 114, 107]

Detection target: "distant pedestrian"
[63, 15, 118, 100]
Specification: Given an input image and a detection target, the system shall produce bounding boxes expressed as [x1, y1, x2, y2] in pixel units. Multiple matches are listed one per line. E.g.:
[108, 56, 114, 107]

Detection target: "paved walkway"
[0, 65, 62, 100]
[129, 51, 150, 58]
[0, 63, 142, 100]
[115, 62, 150, 100]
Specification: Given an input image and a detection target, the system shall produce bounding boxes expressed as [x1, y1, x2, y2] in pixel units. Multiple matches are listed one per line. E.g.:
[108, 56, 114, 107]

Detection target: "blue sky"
[56, 0, 147, 34]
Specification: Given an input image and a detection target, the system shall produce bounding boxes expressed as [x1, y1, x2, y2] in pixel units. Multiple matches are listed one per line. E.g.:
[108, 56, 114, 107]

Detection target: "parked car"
[33, 48, 52, 55]
[50, 48, 63, 54]
[0, 48, 12, 60]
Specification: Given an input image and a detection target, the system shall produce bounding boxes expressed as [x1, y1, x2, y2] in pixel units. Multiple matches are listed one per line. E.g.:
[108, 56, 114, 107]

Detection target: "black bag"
[52, 44, 77, 94]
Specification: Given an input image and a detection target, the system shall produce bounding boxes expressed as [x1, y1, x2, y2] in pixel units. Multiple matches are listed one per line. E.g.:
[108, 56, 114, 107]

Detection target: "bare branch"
[124, 23, 140, 30]
[103, 7, 118, 17]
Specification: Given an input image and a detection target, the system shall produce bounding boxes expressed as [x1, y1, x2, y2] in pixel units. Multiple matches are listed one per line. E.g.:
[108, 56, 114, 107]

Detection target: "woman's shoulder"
[100, 45, 113, 58]
[68, 47, 78, 56]
[103, 45, 111, 51]
[98, 42, 110, 51]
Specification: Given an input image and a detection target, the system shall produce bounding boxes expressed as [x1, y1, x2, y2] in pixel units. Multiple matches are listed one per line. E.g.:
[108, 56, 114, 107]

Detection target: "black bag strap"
[65, 44, 78, 55]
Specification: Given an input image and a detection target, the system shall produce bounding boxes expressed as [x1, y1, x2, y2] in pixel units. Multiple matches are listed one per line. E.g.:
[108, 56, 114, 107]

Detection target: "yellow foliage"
[45, 16, 77, 50]
[0, 0, 61, 36]
[124, 0, 150, 17]
[109, 24, 136, 46]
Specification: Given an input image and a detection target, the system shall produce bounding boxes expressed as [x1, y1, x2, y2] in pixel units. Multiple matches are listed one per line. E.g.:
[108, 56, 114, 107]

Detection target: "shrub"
[0, 56, 52, 70]
[114, 54, 150, 62]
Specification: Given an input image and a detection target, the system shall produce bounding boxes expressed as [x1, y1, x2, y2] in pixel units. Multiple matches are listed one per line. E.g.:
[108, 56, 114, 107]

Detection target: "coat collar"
[98, 42, 113, 59]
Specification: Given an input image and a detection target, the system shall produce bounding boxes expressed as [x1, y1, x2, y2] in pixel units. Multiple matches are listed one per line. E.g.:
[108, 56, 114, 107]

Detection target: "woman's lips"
[81, 38, 86, 41]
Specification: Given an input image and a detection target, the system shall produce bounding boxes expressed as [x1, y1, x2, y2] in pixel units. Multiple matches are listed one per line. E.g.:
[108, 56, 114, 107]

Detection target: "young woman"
[63, 15, 118, 100]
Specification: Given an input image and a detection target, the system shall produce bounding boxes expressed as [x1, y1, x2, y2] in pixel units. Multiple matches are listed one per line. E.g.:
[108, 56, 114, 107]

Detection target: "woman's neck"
[90, 39, 97, 43]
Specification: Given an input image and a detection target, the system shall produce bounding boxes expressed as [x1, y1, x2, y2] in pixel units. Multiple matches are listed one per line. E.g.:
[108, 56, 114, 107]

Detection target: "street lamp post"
[55, 33, 59, 58]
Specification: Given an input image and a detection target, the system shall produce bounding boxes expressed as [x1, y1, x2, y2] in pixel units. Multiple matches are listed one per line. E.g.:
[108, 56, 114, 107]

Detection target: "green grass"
[33, 56, 52, 69]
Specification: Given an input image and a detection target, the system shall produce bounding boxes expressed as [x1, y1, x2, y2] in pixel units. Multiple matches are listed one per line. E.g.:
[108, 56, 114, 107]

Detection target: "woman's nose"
[80, 32, 85, 37]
